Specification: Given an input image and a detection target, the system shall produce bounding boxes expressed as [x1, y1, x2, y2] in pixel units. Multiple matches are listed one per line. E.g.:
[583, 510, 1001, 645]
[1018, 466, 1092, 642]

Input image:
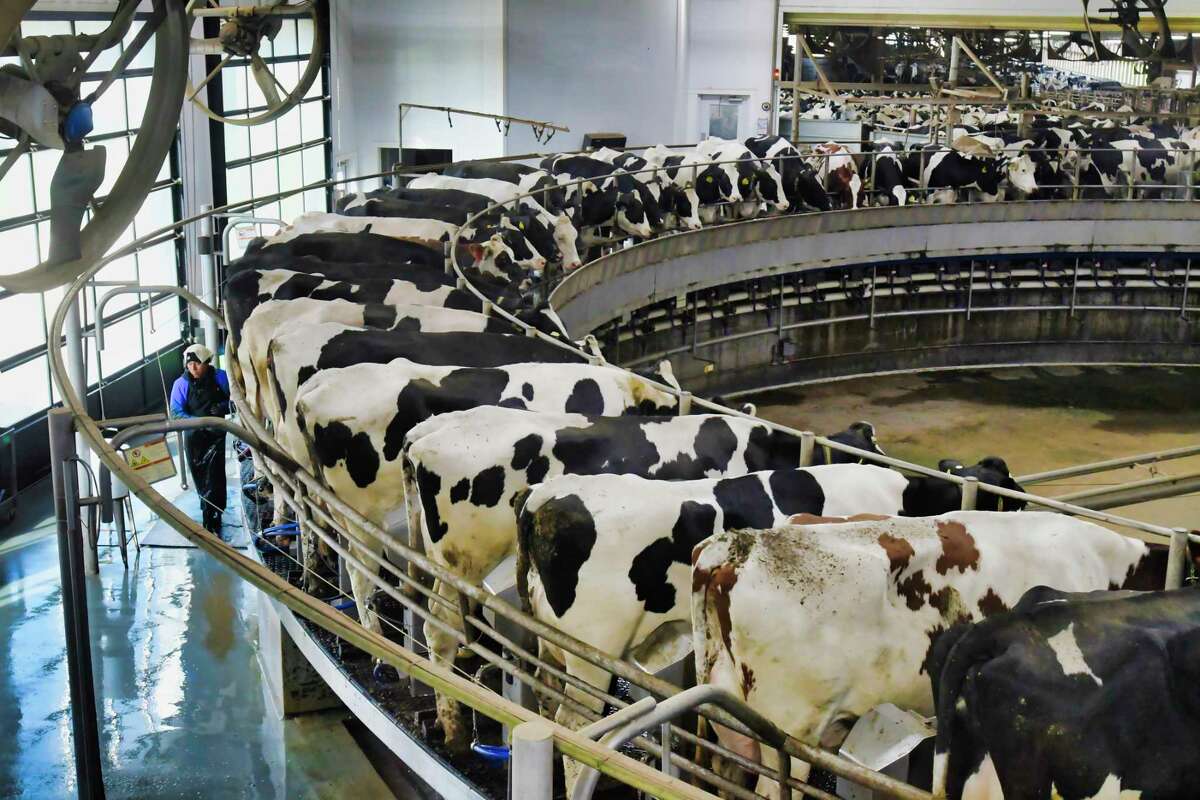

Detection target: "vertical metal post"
[198, 203, 220, 368]
[948, 38, 961, 88]
[1186, 149, 1194, 201]
[660, 721, 677, 777]
[1182, 258, 1191, 318]
[1072, 151, 1082, 201]
[965, 260, 974, 320]
[177, 430, 188, 490]
[63, 294, 92, 514]
[868, 265, 877, 329]
[1070, 257, 1079, 317]
[777, 274, 785, 339]
[1165, 528, 1190, 590]
[677, 391, 692, 415]
[918, 147, 927, 203]
[113, 496, 128, 569]
[510, 721, 554, 800]
[960, 476, 979, 510]
[443, 240, 453, 277]
[48, 410, 106, 800]
[799, 432, 815, 467]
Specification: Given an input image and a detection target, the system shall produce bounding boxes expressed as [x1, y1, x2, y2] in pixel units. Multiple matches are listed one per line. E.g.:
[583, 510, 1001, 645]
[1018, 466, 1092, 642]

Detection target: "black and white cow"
[591, 147, 701, 233]
[744, 135, 832, 212]
[442, 161, 569, 215]
[230, 229, 442, 275]
[262, 324, 591, 584]
[539, 154, 658, 239]
[514, 465, 970, 735]
[929, 586, 1200, 800]
[910, 138, 1037, 203]
[404, 173, 583, 269]
[238, 297, 513, 424]
[903, 456, 1027, 516]
[334, 192, 564, 277]
[1112, 135, 1193, 198]
[264, 324, 590, 464]
[515, 464, 974, 788]
[400, 406, 804, 750]
[811, 420, 886, 464]
[644, 145, 734, 223]
[291, 360, 680, 744]
[696, 138, 790, 215]
[865, 143, 908, 206]
[261, 211, 540, 277]
[225, 260, 459, 347]
[223, 256, 565, 350]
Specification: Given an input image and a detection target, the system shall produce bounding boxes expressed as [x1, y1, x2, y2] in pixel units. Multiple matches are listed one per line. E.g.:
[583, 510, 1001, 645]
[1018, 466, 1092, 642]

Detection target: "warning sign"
[123, 438, 177, 485]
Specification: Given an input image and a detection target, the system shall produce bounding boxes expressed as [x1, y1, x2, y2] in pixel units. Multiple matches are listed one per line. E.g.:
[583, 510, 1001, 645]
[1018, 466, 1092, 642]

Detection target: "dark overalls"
[170, 367, 231, 533]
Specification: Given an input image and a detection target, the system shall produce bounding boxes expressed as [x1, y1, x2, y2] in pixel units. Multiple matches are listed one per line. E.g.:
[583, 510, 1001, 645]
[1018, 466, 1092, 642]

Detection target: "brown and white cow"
[690, 512, 1153, 797]
[809, 141, 861, 209]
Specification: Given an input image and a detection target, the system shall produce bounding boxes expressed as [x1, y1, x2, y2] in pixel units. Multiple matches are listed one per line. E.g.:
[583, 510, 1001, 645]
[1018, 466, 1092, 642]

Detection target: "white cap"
[183, 343, 213, 365]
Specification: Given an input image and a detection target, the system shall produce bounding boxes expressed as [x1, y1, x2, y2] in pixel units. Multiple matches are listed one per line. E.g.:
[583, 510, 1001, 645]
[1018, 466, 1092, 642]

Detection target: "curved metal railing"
[47, 146, 1200, 800]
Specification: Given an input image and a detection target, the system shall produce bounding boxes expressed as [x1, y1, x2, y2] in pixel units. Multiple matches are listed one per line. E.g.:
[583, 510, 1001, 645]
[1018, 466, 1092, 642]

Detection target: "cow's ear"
[468, 243, 485, 262]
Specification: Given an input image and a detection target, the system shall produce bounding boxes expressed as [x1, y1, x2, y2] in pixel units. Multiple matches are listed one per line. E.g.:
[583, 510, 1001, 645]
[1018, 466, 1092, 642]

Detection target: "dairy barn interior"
[3, 0, 1200, 798]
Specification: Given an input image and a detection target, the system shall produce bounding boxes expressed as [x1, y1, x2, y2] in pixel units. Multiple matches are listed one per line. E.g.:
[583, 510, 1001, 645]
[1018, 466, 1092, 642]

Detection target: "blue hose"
[471, 742, 510, 762]
[262, 522, 299, 537]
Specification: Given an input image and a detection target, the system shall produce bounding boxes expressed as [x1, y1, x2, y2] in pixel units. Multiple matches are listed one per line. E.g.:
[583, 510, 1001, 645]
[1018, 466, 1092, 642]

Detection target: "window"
[0, 12, 188, 486]
[207, 10, 332, 260]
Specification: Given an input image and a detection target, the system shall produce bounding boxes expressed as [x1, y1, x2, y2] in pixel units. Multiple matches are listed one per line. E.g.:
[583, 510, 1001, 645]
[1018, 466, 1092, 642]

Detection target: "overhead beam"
[784, 12, 1200, 34]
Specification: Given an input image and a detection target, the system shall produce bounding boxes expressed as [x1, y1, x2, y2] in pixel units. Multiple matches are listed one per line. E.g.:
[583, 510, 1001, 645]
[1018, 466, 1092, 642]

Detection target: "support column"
[511, 721, 554, 800]
[257, 587, 342, 717]
[198, 202, 220, 368]
[63, 296, 97, 575]
[49, 409, 105, 800]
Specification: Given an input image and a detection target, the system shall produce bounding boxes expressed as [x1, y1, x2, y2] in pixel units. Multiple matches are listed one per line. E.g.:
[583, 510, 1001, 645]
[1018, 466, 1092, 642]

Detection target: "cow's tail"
[513, 487, 536, 614]
[929, 619, 1006, 798]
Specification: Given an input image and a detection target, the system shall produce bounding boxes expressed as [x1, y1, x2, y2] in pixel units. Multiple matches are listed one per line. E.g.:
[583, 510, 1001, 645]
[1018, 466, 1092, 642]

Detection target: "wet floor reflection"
[0, 519, 389, 798]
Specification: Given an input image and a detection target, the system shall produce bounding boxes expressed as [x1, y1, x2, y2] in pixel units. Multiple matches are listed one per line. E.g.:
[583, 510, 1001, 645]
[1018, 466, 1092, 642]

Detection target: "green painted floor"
[0, 446, 395, 799]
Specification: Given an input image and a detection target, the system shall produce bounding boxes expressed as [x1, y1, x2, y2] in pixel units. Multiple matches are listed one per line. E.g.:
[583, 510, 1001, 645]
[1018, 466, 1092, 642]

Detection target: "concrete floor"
[0, 443, 394, 799]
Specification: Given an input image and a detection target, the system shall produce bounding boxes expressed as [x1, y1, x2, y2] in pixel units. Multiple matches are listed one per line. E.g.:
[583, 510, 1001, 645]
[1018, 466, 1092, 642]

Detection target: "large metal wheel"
[0, 0, 189, 293]
[184, 1, 323, 127]
[1087, 0, 1173, 59]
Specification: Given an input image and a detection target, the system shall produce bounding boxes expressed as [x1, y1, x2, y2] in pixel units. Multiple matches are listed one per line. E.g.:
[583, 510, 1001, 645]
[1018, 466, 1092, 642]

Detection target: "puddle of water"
[202, 570, 236, 660]
[748, 366, 1200, 530]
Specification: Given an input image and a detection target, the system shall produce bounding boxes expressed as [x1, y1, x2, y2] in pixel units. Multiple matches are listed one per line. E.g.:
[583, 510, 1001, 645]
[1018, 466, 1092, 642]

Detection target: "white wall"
[333, 0, 784, 164]
[503, 0, 684, 156]
[687, 0, 775, 142]
[332, 0, 505, 181]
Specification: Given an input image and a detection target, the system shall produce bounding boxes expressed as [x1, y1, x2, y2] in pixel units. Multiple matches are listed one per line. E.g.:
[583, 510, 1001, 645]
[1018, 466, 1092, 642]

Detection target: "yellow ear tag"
[741, 178, 749, 185]
[519, 221, 525, 229]
[705, 175, 713, 183]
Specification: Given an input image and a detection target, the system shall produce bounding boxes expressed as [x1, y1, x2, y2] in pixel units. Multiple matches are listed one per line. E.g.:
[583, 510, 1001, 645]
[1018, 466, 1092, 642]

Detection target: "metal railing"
[596, 254, 1197, 367]
[47, 146, 1200, 800]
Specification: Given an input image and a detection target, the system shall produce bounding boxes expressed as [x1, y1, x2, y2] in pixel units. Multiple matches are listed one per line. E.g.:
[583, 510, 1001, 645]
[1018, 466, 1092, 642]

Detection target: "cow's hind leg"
[752, 751, 809, 800]
[532, 637, 566, 717]
[424, 579, 472, 755]
[555, 654, 612, 796]
[709, 720, 760, 798]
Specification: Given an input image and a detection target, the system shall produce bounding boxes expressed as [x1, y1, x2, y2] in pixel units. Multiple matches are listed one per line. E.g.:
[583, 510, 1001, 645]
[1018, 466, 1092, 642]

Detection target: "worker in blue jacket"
[169, 344, 231, 534]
